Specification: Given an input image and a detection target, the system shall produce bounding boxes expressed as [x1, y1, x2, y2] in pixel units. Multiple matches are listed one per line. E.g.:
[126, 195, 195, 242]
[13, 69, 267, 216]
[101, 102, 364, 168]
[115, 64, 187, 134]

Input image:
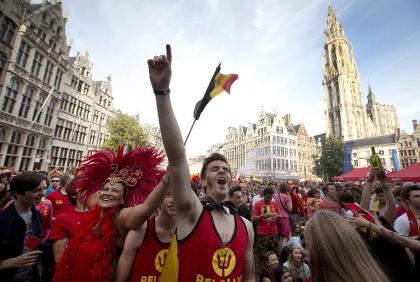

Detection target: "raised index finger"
[166, 44, 172, 63]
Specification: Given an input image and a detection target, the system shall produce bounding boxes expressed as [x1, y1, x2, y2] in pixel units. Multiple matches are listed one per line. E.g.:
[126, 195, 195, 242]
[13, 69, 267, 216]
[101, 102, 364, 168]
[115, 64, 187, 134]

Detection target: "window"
[378, 150, 384, 156]
[0, 127, 6, 160]
[0, 52, 6, 75]
[59, 148, 68, 167]
[68, 149, 76, 167]
[20, 134, 35, 171]
[60, 93, 69, 111]
[44, 99, 55, 127]
[54, 118, 64, 138]
[5, 130, 21, 167]
[79, 126, 87, 143]
[83, 84, 89, 94]
[18, 87, 33, 118]
[71, 76, 78, 88]
[68, 97, 76, 114]
[0, 17, 17, 45]
[32, 93, 45, 122]
[354, 160, 359, 167]
[16, 41, 31, 68]
[76, 101, 83, 116]
[63, 121, 73, 140]
[54, 69, 63, 89]
[50, 146, 59, 166]
[89, 130, 96, 145]
[2, 79, 19, 113]
[83, 105, 91, 120]
[43, 61, 54, 83]
[75, 151, 83, 167]
[30, 51, 44, 76]
[93, 110, 99, 123]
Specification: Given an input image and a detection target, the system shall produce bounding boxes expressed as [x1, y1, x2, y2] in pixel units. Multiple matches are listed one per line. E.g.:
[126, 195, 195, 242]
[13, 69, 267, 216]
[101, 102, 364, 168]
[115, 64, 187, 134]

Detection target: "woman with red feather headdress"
[53, 144, 168, 282]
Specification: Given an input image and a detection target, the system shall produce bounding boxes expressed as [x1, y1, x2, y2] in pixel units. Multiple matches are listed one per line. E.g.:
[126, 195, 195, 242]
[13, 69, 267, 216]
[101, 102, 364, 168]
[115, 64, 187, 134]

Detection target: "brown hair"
[200, 153, 230, 180]
[304, 210, 389, 282]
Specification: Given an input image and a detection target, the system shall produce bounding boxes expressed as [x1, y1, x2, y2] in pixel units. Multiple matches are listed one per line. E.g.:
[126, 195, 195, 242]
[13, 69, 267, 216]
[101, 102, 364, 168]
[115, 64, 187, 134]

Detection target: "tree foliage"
[102, 111, 148, 151]
[313, 136, 344, 181]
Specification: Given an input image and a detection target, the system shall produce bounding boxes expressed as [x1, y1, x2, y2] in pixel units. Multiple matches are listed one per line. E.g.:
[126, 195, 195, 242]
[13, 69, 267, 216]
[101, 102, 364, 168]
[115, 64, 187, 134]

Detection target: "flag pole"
[186, 63, 221, 145]
[183, 119, 196, 145]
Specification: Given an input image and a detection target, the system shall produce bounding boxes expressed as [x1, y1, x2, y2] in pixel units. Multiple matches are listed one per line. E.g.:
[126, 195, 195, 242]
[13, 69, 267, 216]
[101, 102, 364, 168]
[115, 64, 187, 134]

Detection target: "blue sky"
[54, 0, 420, 155]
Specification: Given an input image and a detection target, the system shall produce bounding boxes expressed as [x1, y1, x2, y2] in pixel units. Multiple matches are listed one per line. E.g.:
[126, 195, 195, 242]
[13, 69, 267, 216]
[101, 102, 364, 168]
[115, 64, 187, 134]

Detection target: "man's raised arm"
[148, 44, 202, 233]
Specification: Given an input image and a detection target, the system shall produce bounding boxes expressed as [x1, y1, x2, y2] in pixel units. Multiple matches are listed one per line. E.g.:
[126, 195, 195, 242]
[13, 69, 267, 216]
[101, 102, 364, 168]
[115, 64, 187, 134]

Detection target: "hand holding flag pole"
[184, 64, 238, 145]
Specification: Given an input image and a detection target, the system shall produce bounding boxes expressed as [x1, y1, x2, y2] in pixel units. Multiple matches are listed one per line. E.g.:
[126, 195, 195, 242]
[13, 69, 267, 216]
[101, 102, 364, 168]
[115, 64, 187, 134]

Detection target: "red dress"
[178, 209, 248, 281]
[53, 206, 118, 282]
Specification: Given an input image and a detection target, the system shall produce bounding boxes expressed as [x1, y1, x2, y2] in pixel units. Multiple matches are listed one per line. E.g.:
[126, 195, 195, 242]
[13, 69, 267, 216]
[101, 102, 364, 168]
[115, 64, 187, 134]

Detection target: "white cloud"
[59, 0, 420, 155]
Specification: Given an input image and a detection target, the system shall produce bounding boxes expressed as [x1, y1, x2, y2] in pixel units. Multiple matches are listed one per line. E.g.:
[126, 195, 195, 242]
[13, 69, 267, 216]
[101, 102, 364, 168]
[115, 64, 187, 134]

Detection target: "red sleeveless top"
[129, 217, 170, 282]
[178, 209, 248, 281]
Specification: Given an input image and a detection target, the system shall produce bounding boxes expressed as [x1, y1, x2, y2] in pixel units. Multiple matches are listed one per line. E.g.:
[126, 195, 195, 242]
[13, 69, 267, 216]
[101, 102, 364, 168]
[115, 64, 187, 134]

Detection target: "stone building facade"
[293, 124, 319, 179]
[397, 120, 420, 168]
[322, 6, 399, 141]
[50, 49, 115, 171]
[224, 111, 301, 181]
[0, 1, 115, 172]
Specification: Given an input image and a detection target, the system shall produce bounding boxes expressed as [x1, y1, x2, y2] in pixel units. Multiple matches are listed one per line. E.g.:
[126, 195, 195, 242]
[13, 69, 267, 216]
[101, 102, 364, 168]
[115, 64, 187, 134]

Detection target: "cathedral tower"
[322, 6, 368, 140]
[322, 6, 399, 141]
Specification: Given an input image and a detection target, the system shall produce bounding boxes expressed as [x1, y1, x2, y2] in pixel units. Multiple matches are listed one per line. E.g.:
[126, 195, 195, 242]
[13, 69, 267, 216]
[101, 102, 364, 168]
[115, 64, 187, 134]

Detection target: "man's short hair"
[229, 186, 242, 198]
[263, 187, 274, 196]
[400, 185, 420, 201]
[10, 172, 47, 195]
[200, 153, 230, 180]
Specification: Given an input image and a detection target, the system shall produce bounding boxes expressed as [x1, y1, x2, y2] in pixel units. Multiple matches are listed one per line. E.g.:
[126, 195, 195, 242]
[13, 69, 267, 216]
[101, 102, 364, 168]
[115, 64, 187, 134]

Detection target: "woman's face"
[314, 192, 320, 199]
[282, 271, 293, 282]
[98, 181, 125, 209]
[292, 248, 302, 262]
[267, 254, 279, 269]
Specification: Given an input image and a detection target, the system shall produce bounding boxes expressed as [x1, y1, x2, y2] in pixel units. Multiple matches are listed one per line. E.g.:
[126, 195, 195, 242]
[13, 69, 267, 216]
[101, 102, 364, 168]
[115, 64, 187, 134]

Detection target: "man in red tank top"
[115, 189, 176, 282]
[149, 44, 255, 281]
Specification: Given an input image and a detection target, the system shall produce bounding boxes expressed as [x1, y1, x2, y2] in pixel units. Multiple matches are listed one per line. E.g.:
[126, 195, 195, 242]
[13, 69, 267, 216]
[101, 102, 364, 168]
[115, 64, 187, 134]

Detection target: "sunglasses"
[51, 180, 60, 182]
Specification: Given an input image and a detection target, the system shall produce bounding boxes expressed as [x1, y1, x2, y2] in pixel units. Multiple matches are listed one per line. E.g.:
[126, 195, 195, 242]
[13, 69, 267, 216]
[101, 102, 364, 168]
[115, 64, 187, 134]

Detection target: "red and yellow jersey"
[129, 217, 170, 282]
[178, 209, 248, 282]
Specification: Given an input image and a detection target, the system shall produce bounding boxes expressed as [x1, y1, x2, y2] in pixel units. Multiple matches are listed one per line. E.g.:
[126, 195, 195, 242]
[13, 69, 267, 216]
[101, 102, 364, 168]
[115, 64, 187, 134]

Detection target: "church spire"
[367, 84, 376, 104]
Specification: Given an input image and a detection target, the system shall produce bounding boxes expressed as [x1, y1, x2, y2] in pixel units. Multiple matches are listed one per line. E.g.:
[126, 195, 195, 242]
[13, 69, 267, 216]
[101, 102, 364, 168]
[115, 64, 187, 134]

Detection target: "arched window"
[18, 87, 33, 118]
[2, 79, 19, 113]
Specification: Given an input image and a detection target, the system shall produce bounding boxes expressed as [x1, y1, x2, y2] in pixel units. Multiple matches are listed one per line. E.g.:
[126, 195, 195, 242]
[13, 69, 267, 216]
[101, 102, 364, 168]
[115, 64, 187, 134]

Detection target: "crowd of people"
[0, 44, 419, 282]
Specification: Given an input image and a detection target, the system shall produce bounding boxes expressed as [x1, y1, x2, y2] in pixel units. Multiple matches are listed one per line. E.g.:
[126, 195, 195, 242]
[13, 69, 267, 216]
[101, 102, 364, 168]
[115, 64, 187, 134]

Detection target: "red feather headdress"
[74, 144, 165, 207]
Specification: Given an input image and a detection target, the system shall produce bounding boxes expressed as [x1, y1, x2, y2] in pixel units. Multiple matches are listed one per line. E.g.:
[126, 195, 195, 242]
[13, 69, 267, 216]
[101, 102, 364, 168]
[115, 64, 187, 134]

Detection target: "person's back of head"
[279, 182, 288, 194]
[304, 210, 389, 282]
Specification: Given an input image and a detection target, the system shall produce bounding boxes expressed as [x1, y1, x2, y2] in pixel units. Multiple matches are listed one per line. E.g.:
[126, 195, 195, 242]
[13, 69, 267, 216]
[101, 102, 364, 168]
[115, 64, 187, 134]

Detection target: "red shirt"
[253, 199, 280, 236]
[50, 209, 85, 240]
[290, 191, 304, 215]
[178, 209, 247, 281]
[129, 217, 170, 282]
[46, 189, 73, 219]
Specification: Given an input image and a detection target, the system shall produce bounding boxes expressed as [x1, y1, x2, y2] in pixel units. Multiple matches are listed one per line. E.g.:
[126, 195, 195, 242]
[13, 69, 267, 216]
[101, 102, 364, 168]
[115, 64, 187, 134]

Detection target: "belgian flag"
[193, 64, 238, 120]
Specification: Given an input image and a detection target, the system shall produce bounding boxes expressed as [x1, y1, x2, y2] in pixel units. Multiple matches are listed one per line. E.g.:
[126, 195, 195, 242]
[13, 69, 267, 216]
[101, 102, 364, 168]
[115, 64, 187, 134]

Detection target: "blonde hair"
[304, 210, 389, 282]
[287, 246, 303, 282]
